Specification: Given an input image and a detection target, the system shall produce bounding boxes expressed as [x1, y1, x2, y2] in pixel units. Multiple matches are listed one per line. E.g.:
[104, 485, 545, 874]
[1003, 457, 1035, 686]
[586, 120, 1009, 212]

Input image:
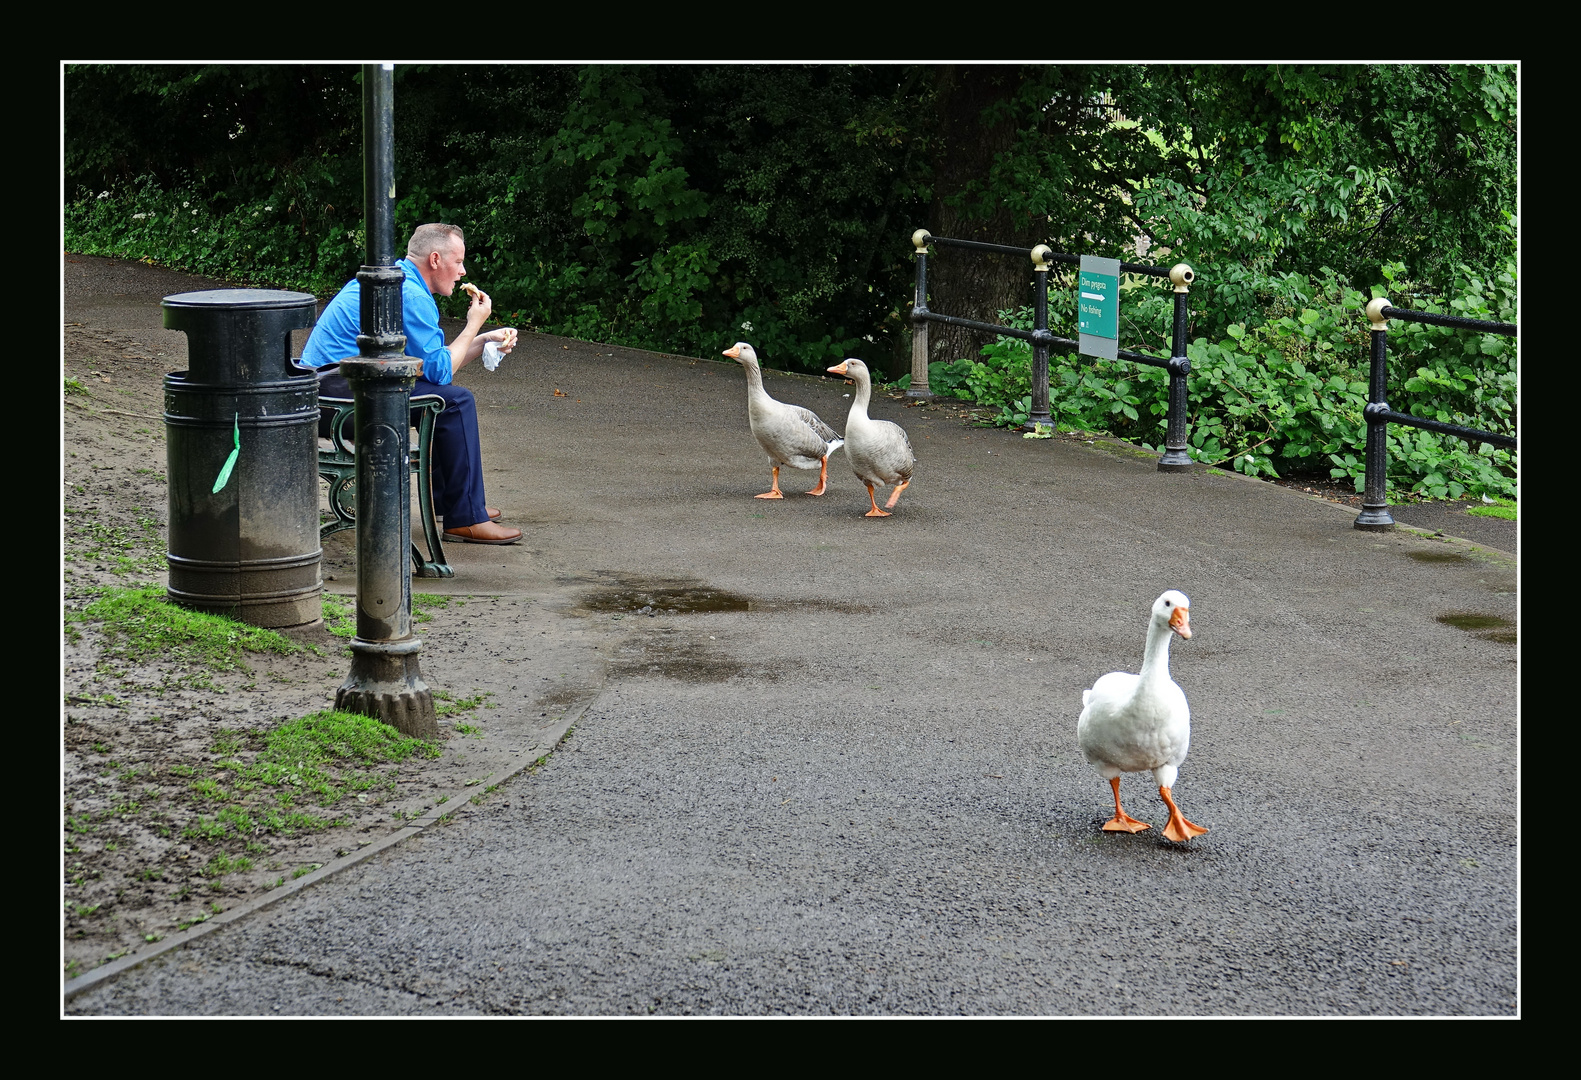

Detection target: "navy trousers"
[319, 373, 490, 529]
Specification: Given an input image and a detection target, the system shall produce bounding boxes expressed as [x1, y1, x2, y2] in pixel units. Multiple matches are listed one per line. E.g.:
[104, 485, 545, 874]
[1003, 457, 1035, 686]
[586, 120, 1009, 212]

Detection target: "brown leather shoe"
[487, 506, 502, 521]
[443, 520, 522, 545]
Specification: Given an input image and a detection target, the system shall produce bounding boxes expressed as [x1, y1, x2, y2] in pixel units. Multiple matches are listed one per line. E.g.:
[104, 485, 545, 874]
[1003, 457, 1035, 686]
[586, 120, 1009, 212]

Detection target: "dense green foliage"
[930, 257, 1516, 498]
[65, 63, 1517, 496]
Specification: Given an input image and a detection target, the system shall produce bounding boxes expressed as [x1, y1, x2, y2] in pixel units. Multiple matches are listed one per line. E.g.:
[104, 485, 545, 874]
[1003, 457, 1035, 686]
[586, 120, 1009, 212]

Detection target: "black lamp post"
[333, 62, 438, 739]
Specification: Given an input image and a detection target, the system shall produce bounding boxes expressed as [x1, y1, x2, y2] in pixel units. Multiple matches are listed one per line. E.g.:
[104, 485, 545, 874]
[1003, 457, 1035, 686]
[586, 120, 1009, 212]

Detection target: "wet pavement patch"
[581, 579, 751, 616]
[611, 632, 758, 684]
[1437, 611, 1516, 644]
[577, 575, 869, 618]
[1408, 551, 1467, 563]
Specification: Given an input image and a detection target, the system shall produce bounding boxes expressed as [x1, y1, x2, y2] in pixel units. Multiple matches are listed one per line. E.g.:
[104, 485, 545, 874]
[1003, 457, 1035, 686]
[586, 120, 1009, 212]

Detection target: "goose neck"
[741, 359, 769, 400]
[848, 372, 872, 421]
[1138, 618, 1174, 682]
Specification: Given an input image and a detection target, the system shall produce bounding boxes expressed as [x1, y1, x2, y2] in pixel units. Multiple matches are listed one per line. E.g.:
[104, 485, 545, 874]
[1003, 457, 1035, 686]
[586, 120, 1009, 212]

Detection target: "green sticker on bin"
[1078, 255, 1120, 360]
[212, 413, 240, 494]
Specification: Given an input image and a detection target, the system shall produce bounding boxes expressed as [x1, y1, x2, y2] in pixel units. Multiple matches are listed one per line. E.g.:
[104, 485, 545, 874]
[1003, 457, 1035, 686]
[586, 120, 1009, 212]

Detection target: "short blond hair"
[407, 223, 465, 261]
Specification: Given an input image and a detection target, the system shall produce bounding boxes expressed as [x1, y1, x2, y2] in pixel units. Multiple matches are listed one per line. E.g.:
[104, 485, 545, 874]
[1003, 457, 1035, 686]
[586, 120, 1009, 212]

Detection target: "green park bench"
[316, 385, 453, 579]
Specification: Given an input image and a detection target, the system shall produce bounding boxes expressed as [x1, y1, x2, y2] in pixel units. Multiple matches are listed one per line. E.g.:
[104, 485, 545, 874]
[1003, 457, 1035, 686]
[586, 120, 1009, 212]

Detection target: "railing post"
[907, 229, 933, 398]
[1157, 262, 1195, 471]
[334, 62, 439, 739]
[1355, 297, 1396, 530]
[1027, 245, 1054, 430]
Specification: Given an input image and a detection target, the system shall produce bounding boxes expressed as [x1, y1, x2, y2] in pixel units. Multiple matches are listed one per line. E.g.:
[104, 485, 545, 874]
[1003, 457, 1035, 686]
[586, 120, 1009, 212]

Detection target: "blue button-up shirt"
[301, 258, 454, 384]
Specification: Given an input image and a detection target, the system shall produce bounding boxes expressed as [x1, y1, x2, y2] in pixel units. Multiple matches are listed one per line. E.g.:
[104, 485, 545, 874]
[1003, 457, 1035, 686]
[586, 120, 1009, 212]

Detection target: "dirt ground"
[61, 304, 599, 980]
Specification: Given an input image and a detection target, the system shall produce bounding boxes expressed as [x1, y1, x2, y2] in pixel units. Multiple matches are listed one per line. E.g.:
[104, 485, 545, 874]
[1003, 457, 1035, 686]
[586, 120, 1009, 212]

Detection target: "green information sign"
[1078, 255, 1120, 360]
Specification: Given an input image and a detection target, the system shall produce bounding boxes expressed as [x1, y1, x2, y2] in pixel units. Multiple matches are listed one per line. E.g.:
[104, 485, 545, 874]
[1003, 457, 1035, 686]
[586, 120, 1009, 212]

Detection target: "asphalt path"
[66, 260, 1518, 1015]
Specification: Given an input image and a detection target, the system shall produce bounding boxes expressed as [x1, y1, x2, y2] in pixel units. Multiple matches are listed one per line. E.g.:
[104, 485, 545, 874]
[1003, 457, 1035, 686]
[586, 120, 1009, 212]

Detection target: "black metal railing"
[1353, 297, 1518, 531]
[907, 229, 1197, 471]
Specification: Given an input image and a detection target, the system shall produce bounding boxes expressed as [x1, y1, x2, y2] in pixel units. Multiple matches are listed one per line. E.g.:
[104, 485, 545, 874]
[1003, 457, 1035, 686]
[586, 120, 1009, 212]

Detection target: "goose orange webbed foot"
[1102, 813, 1152, 834]
[863, 485, 891, 517]
[756, 466, 785, 499]
[1159, 786, 1208, 842]
[805, 457, 831, 496]
[1101, 776, 1150, 833]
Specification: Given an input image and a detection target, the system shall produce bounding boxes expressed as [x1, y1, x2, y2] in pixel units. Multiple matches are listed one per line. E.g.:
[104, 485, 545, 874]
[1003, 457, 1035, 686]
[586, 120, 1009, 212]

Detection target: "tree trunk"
[924, 66, 1043, 366]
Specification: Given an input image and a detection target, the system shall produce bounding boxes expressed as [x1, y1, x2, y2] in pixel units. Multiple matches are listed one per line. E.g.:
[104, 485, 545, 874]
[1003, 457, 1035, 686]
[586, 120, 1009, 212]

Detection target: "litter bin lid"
[163, 289, 317, 309]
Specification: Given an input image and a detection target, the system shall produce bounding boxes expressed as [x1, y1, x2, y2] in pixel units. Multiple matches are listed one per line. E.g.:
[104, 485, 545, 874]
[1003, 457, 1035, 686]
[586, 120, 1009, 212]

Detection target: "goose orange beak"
[1170, 605, 1191, 639]
[827, 361, 849, 375]
[723, 345, 741, 359]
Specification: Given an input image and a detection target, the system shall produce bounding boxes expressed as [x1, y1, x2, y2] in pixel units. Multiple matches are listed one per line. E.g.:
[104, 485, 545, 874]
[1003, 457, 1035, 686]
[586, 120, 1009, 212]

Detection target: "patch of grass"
[435, 690, 493, 719]
[202, 852, 254, 878]
[292, 863, 321, 879]
[75, 586, 299, 673]
[322, 593, 356, 639]
[189, 778, 226, 801]
[65, 376, 88, 397]
[1468, 496, 1516, 521]
[63, 519, 165, 577]
[267, 709, 440, 768]
[175, 711, 431, 847]
[411, 593, 451, 623]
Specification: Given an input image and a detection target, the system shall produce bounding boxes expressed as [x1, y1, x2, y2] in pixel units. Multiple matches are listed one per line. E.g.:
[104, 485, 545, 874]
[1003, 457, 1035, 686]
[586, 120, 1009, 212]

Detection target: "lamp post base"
[1353, 505, 1395, 532]
[336, 637, 438, 739]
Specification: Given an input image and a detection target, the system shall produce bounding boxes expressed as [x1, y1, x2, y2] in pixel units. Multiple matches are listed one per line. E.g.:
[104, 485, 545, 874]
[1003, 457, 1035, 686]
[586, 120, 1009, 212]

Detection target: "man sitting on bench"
[303, 222, 521, 545]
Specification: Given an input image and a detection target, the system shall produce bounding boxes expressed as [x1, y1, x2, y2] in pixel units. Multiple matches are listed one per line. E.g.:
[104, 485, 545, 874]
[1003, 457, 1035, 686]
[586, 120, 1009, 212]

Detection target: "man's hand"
[462, 282, 493, 327]
[447, 286, 509, 374]
[484, 327, 519, 354]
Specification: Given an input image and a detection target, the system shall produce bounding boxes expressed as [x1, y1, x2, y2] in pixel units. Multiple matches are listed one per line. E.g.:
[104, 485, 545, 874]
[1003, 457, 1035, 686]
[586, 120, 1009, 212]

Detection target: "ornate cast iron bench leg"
[317, 394, 454, 579]
[407, 397, 452, 578]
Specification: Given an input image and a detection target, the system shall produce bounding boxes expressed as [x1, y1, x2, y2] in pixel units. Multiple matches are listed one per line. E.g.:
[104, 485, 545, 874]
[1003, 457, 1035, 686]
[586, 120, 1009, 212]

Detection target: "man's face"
[427, 238, 467, 296]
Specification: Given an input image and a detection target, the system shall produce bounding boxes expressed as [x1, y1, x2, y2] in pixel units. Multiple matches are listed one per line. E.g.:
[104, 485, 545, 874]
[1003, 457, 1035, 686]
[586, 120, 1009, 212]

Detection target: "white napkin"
[481, 328, 518, 372]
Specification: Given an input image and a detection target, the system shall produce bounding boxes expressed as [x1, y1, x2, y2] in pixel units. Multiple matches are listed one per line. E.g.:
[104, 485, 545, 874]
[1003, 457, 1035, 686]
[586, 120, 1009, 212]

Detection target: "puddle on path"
[574, 574, 868, 617]
[573, 574, 840, 683]
[583, 583, 751, 616]
[1437, 610, 1516, 644]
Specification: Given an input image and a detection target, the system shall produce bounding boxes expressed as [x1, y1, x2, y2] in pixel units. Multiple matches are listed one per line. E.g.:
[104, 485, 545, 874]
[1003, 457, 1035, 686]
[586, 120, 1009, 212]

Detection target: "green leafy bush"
[930, 262, 1516, 500]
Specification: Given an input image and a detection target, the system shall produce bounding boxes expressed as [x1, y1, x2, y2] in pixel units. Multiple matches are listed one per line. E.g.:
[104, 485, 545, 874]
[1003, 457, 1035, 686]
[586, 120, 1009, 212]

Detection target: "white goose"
[826, 358, 915, 517]
[1077, 590, 1207, 842]
[723, 343, 844, 498]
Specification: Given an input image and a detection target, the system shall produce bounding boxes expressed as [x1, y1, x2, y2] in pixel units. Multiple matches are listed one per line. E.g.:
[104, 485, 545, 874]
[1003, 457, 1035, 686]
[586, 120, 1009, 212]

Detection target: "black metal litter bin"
[162, 289, 321, 628]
